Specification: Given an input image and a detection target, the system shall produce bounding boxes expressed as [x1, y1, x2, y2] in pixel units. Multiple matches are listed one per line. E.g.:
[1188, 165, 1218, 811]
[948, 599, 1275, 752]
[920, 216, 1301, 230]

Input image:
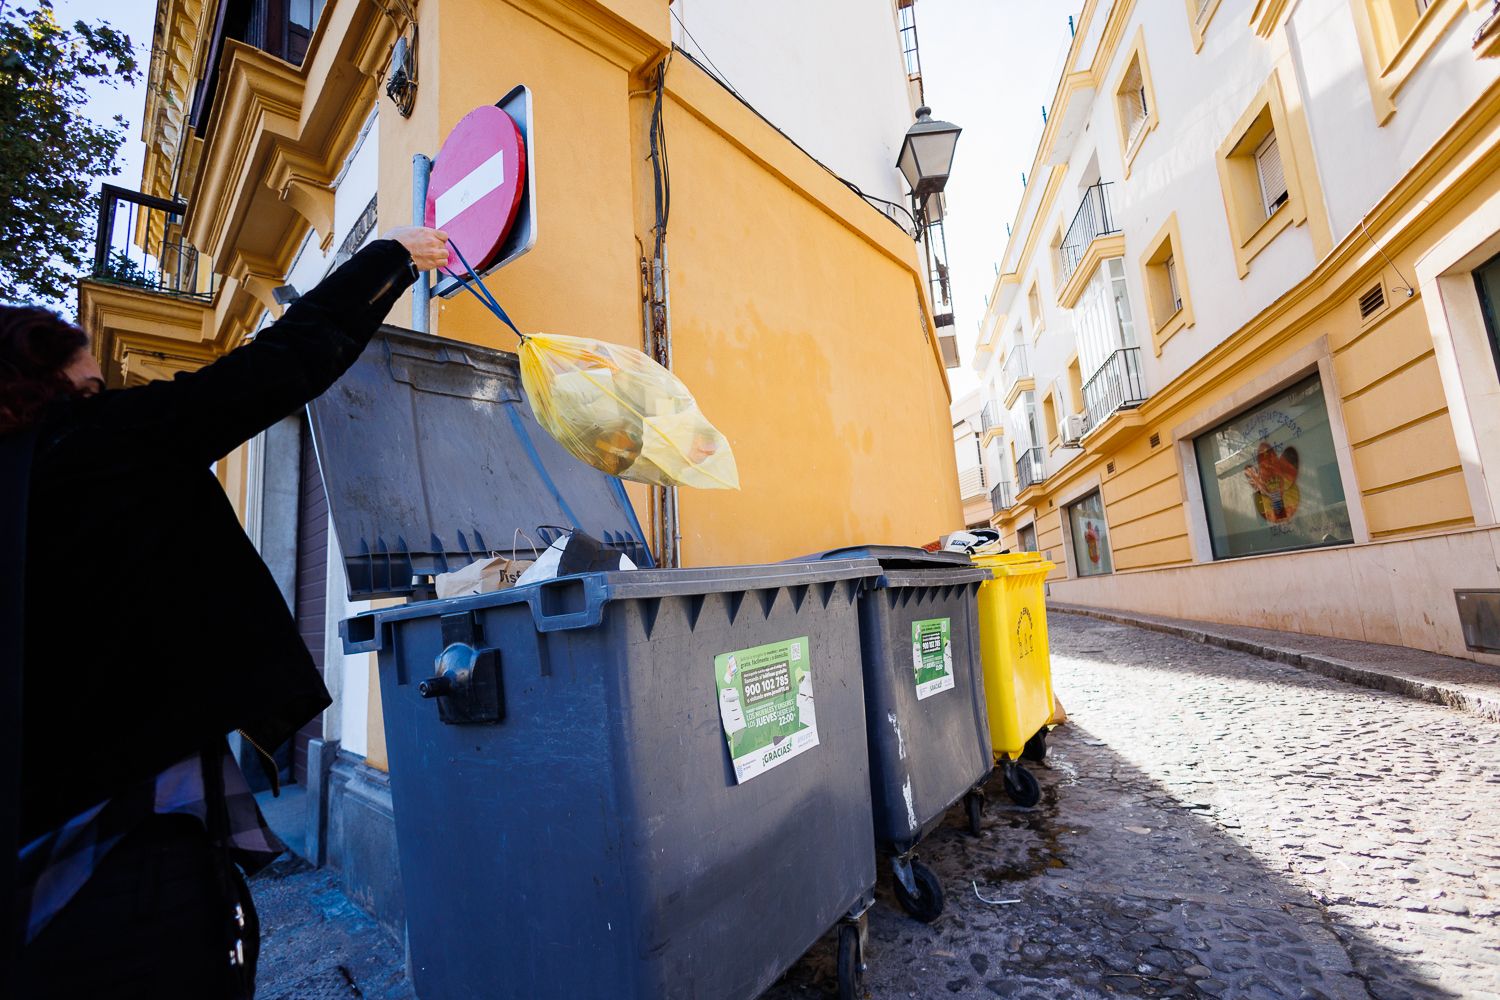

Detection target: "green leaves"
[0, 1, 139, 308]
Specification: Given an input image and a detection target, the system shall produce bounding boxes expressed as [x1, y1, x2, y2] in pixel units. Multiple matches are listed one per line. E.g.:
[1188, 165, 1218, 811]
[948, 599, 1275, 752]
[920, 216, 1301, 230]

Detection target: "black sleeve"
[96, 239, 418, 465]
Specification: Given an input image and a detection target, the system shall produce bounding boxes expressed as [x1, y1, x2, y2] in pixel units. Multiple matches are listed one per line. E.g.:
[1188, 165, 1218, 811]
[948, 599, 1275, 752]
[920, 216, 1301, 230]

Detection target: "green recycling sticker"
[912, 617, 955, 700]
[714, 636, 819, 783]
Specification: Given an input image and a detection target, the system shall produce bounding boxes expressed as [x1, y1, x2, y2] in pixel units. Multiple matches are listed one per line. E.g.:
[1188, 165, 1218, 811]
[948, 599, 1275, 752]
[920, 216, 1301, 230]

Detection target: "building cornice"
[184, 42, 305, 265]
[507, 0, 668, 72]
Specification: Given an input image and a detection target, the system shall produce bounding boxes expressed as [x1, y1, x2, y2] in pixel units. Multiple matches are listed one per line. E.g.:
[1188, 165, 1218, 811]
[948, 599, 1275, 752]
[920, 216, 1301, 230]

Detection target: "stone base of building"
[326, 751, 405, 943]
[1047, 525, 1500, 666]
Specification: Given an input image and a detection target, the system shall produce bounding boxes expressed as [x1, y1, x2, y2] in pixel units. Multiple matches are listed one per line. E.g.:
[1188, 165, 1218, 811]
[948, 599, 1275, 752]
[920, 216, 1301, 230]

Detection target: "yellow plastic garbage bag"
[518, 332, 740, 490]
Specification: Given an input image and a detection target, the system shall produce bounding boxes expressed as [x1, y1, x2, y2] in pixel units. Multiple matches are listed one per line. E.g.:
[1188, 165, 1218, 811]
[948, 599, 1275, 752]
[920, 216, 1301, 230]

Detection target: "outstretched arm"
[96, 228, 448, 466]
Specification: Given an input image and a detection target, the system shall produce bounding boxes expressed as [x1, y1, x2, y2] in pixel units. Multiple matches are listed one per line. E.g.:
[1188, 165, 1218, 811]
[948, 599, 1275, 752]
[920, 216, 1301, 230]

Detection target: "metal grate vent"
[1358, 283, 1386, 320]
[1149, 433, 1161, 448]
[1106, 461, 1116, 474]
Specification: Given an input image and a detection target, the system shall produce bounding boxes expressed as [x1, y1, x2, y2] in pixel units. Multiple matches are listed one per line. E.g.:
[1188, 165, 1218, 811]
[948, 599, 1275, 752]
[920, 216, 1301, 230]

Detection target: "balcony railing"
[1082, 347, 1149, 432]
[1003, 343, 1030, 393]
[990, 479, 1015, 513]
[1058, 182, 1120, 286]
[1016, 447, 1046, 491]
[91, 184, 215, 301]
[980, 399, 1005, 435]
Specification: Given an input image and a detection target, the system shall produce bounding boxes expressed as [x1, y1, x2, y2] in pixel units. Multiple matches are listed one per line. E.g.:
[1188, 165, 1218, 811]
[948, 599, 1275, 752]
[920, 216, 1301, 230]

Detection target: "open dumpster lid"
[307, 325, 652, 601]
[799, 545, 974, 569]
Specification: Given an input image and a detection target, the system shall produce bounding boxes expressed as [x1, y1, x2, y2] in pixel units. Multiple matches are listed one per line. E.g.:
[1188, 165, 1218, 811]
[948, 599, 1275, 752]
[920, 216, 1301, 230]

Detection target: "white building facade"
[973, 0, 1500, 663]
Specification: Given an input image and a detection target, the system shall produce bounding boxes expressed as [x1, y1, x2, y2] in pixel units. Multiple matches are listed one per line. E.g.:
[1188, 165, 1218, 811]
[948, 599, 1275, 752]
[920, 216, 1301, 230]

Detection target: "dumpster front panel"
[859, 577, 991, 853]
[369, 566, 878, 1000]
[608, 577, 876, 999]
[377, 606, 637, 1000]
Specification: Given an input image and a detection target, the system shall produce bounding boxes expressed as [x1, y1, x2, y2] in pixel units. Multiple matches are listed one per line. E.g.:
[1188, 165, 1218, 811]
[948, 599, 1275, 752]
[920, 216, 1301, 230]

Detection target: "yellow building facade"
[972, 0, 1500, 665]
[79, 0, 962, 932]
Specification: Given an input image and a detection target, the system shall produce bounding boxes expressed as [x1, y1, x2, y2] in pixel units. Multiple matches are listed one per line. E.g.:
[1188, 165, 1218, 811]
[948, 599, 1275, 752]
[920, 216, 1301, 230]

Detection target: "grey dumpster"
[802, 546, 992, 923]
[310, 326, 881, 1000]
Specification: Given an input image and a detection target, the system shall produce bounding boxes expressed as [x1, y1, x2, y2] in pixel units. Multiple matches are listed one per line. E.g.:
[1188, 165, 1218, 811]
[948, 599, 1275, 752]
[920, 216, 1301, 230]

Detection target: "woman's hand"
[384, 227, 450, 272]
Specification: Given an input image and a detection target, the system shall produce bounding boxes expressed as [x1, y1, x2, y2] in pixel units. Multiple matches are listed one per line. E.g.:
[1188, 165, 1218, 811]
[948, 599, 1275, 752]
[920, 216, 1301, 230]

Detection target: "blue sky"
[53, 0, 1074, 389]
[51, 0, 155, 194]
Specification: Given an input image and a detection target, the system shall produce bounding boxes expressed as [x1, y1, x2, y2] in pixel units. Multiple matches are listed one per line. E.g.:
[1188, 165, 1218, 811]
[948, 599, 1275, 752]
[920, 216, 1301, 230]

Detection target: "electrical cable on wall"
[647, 54, 673, 371]
[1358, 214, 1416, 297]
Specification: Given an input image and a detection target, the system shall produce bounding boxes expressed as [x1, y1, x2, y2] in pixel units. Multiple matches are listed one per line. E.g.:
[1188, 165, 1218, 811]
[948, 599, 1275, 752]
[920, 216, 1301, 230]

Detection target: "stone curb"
[1049, 603, 1500, 724]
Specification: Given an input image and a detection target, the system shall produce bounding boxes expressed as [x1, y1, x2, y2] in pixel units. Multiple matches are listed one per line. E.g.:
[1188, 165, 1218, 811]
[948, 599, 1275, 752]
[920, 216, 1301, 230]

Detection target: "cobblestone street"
[255, 612, 1500, 999]
[767, 612, 1500, 1000]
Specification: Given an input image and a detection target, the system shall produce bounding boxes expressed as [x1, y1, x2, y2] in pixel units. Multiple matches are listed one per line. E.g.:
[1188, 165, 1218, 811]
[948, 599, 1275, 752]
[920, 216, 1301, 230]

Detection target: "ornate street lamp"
[897, 106, 962, 233]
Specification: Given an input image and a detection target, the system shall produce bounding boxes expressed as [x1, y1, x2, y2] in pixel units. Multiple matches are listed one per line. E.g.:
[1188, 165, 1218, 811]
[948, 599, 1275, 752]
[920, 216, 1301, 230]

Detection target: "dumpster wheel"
[964, 789, 985, 837]
[1003, 762, 1042, 808]
[892, 859, 945, 923]
[1021, 728, 1048, 763]
[837, 923, 864, 1000]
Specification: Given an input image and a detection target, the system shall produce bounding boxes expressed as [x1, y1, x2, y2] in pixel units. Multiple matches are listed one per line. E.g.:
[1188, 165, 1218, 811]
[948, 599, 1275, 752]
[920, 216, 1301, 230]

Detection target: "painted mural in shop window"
[1067, 491, 1114, 577]
[1193, 375, 1354, 560]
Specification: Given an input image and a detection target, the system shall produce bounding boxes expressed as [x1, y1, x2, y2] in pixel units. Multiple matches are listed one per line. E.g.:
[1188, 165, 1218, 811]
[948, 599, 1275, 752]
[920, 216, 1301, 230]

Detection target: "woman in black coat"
[2, 227, 449, 998]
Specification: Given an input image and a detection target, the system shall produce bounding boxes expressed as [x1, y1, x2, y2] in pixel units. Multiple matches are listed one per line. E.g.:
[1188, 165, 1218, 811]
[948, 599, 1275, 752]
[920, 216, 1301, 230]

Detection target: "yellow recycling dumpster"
[972, 552, 1057, 807]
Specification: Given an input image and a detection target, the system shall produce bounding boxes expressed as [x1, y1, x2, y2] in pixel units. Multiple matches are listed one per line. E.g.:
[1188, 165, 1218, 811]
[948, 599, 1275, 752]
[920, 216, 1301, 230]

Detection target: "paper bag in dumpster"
[433, 555, 534, 599]
[517, 332, 740, 490]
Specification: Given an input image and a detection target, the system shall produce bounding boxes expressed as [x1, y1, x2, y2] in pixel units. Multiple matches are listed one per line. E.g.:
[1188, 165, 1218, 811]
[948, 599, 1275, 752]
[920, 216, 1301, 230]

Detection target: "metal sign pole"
[412, 153, 432, 332]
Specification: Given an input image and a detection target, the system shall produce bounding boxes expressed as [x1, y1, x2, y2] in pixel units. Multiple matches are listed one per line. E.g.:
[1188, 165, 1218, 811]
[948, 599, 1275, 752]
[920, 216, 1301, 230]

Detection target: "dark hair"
[0, 305, 90, 434]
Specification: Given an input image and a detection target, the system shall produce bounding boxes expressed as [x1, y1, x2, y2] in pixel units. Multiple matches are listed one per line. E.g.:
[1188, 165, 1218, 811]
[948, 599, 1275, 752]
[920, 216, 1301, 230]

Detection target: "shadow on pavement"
[764, 721, 1460, 1000]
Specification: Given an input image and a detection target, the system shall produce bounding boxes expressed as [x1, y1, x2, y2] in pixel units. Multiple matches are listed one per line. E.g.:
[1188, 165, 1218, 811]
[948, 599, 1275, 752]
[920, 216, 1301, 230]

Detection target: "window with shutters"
[1215, 72, 1317, 277]
[1112, 30, 1158, 177]
[1254, 133, 1289, 218]
[1186, 0, 1224, 51]
[1350, 0, 1466, 125]
[1140, 213, 1194, 354]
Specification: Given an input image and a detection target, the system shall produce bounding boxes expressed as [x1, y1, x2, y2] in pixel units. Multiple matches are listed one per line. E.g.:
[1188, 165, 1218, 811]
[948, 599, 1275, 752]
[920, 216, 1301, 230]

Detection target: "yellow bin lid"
[972, 551, 1055, 577]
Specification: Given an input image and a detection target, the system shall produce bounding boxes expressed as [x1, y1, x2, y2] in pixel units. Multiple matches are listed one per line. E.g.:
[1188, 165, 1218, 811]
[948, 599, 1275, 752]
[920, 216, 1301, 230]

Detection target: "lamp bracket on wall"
[378, 0, 419, 118]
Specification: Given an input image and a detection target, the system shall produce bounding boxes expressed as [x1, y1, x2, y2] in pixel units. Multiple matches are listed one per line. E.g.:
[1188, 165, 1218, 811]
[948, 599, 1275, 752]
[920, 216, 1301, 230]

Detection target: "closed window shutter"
[1255, 132, 1288, 217]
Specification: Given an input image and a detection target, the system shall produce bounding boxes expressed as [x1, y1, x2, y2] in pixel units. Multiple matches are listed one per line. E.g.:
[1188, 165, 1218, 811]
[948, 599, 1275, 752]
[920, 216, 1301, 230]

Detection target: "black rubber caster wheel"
[837, 923, 863, 1000]
[964, 789, 984, 836]
[1021, 728, 1048, 763]
[1003, 763, 1041, 807]
[893, 859, 945, 923]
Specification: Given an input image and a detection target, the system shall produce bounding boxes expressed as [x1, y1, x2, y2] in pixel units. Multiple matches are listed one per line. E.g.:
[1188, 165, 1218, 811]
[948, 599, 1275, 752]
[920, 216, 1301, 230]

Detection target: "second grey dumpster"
[802, 546, 992, 922]
[310, 326, 882, 1000]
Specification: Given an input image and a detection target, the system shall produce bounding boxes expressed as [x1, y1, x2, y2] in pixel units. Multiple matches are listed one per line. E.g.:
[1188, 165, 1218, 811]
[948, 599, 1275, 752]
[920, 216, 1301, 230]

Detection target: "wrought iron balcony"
[1016, 447, 1046, 491]
[1003, 343, 1030, 393]
[958, 465, 987, 500]
[91, 185, 215, 302]
[1058, 182, 1120, 285]
[1082, 347, 1149, 433]
[990, 479, 1015, 513]
[980, 399, 1005, 435]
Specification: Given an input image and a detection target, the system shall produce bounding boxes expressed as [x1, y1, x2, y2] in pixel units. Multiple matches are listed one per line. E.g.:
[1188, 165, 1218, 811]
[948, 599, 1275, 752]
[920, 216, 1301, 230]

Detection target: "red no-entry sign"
[424, 104, 527, 273]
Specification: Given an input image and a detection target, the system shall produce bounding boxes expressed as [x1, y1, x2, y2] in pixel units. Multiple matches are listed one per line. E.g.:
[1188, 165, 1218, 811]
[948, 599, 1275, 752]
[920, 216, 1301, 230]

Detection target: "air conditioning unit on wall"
[1059, 412, 1087, 447]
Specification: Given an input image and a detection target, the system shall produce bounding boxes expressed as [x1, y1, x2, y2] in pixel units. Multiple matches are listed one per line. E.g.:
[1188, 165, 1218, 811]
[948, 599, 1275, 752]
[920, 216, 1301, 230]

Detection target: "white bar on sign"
[434, 149, 506, 230]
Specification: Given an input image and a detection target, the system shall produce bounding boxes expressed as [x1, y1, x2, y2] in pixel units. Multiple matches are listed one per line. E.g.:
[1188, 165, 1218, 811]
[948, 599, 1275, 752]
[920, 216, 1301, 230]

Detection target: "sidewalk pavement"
[1050, 602, 1500, 723]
